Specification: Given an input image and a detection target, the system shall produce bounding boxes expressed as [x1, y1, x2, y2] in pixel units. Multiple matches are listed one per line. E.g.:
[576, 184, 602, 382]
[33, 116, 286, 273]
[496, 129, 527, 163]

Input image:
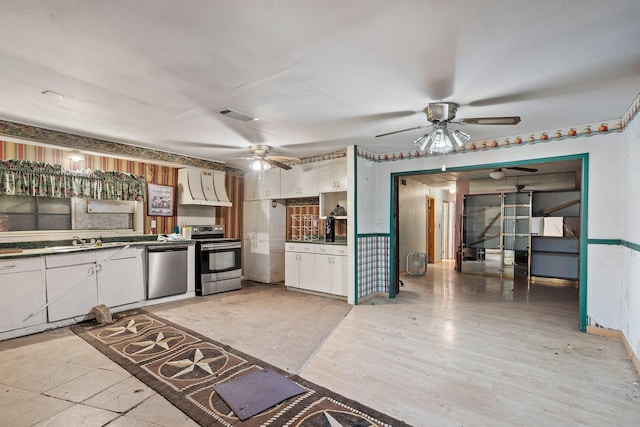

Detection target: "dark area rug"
[71, 309, 412, 426]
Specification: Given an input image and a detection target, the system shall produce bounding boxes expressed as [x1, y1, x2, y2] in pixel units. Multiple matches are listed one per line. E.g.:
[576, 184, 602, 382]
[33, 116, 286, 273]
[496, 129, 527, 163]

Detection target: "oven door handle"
[200, 243, 241, 250]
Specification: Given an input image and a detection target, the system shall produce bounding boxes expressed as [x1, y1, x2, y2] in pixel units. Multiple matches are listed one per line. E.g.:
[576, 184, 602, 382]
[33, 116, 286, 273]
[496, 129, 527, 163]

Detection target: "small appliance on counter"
[325, 216, 335, 242]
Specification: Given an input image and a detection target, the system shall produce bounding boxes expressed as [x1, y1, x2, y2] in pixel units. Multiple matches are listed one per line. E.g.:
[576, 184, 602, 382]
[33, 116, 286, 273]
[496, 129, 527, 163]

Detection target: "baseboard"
[621, 332, 640, 376]
[586, 326, 622, 338]
[587, 326, 640, 376]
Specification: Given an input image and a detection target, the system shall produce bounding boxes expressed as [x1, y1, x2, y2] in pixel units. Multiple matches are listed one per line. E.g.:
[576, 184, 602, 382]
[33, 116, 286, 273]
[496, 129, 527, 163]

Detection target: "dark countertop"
[0, 237, 195, 260]
[286, 239, 347, 246]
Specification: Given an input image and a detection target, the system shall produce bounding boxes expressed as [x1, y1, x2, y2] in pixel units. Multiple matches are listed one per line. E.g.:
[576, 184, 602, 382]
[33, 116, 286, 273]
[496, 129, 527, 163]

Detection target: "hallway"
[0, 263, 638, 426]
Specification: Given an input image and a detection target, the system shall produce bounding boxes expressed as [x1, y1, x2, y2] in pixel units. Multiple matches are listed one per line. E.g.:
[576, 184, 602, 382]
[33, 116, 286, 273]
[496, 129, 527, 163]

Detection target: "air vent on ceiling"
[219, 109, 258, 121]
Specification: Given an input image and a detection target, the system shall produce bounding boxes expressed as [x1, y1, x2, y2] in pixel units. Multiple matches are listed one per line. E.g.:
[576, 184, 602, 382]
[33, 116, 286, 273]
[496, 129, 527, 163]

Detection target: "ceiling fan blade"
[268, 155, 299, 162]
[266, 158, 292, 170]
[458, 116, 521, 125]
[505, 166, 538, 173]
[375, 125, 430, 138]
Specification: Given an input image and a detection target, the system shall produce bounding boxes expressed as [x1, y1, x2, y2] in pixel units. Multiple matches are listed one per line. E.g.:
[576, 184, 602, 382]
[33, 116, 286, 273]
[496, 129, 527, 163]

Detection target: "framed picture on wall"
[147, 183, 174, 216]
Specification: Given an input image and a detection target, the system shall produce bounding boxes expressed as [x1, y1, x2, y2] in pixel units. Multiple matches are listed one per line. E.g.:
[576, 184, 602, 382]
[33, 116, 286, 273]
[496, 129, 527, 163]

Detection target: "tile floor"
[0, 262, 638, 426]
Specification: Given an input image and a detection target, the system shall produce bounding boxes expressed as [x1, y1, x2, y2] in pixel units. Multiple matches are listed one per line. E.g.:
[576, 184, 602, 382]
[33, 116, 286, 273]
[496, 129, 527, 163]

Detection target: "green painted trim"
[354, 146, 359, 305]
[389, 175, 396, 298]
[356, 233, 391, 238]
[393, 153, 589, 178]
[579, 154, 589, 332]
[588, 239, 640, 252]
[588, 239, 622, 245]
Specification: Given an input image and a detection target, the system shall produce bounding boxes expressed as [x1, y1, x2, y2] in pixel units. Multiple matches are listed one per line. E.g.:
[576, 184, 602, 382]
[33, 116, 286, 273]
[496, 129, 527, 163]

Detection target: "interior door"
[427, 196, 435, 263]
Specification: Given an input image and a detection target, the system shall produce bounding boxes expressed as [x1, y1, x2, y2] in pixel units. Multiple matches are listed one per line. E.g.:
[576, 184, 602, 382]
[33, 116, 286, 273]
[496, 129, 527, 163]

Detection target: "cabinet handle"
[1, 264, 17, 270]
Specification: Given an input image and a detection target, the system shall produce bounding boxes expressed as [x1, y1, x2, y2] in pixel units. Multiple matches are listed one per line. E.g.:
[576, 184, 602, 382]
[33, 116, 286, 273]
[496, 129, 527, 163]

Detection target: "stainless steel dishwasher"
[147, 245, 189, 299]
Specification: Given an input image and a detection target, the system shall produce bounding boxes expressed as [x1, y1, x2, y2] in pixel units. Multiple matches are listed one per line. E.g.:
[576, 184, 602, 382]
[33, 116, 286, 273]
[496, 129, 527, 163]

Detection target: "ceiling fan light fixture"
[414, 122, 467, 155]
[490, 169, 506, 180]
[250, 157, 271, 171]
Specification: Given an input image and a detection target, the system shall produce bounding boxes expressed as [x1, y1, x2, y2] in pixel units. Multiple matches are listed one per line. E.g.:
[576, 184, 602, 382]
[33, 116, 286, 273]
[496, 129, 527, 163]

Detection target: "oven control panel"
[190, 224, 225, 236]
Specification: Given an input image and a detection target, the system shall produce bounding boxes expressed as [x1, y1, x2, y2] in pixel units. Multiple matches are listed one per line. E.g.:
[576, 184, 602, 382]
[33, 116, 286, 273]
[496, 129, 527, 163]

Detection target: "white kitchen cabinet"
[96, 246, 144, 308]
[284, 243, 347, 296]
[45, 252, 98, 322]
[330, 252, 348, 296]
[280, 164, 319, 198]
[315, 244, 348, 296]
[244, 169, 281, 200]
[317, 158, 347, 193]
[284, 243, 315, 288]
[0, 258, 46, 333]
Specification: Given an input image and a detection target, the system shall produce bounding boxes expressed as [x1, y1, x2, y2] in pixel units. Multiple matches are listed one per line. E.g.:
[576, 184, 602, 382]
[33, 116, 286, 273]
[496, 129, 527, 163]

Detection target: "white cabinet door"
[299, 166, 319, 196]
[246, 169, 281, 200]
[314, 254, 333, 294]
[318, 159, 347, 193]
[284, 251, 300, 288]
[280, 167, 301, 199]
[244, 172, 259, 201]
[0, 258, 46, 333]
[243, 239, 272, 283]
[281, 165, 319, 198]
[46, 263, 98, 322]
[96, 247, 144, 308]
[298, 252, 315, 290]
[331, 255, 348, 296]
[260, 168, 281, 199]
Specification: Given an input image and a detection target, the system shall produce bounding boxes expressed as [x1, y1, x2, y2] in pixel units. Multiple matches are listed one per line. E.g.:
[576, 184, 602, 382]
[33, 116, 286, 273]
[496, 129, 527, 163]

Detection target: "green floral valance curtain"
[0, 159, 146, 201]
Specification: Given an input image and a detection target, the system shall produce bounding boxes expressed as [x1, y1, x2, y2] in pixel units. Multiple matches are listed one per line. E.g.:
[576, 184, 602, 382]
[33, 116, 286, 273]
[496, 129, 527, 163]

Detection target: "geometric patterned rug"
[71, 309, 412, 426]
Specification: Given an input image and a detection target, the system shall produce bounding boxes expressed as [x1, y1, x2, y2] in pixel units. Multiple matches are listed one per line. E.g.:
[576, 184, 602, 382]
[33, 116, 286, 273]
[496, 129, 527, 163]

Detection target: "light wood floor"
[302, 262, 640, 426]
[1, 262, 638, 426]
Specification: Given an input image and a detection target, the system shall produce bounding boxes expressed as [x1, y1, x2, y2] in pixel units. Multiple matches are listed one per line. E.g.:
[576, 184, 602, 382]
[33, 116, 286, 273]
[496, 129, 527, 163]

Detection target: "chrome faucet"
[72, 236, 86, 245]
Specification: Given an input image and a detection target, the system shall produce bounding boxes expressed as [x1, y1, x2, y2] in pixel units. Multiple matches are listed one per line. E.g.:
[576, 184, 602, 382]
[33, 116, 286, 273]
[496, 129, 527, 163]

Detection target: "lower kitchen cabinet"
[0, 258, 46, 333]
[285, 243, 347, 297]
[45, 252, 98, 322]
[96, 247, 144, 307]
[285, 249, 315, 288]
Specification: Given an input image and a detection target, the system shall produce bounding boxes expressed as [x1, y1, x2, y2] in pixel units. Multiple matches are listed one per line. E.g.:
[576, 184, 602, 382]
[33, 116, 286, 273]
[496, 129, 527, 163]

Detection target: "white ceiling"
[0, 1, 639, 170]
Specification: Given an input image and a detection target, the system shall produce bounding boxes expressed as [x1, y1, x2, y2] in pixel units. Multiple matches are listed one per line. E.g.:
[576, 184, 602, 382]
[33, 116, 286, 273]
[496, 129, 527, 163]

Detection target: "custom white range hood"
[177, 168, 232, 207]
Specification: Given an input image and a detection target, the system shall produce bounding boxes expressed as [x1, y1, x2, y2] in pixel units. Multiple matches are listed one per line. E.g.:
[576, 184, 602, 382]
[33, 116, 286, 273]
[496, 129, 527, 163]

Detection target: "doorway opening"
[391, 155, 587, 331]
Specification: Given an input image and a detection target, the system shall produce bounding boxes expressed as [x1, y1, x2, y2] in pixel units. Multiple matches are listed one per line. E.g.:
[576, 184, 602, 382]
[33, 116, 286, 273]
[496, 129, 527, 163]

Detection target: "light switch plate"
[151, 220, 157, 228]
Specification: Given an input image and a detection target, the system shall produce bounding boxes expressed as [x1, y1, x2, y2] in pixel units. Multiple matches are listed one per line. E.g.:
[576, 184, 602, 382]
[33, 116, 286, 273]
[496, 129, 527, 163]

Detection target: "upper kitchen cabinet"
[280, 164, 319, 198]
[317, 158, 347, 193]
[244, 169, 281, 201]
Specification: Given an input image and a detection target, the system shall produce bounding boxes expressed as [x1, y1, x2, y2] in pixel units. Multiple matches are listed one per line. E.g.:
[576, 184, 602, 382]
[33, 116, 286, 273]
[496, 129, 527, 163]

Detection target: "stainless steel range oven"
[190, 225, 242, 296]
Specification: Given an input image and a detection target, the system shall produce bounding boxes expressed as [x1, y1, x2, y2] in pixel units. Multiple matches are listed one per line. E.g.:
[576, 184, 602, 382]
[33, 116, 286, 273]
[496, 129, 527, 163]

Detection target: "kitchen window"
[0, 195, 71, 232]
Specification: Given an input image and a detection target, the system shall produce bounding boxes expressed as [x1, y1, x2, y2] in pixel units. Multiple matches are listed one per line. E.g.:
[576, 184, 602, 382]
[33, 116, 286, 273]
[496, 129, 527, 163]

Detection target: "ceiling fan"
[375, 102, 521, 154]
[241, 145, 297, 171]
[489, 166, 538, 179]
[376, 102, 521, 138]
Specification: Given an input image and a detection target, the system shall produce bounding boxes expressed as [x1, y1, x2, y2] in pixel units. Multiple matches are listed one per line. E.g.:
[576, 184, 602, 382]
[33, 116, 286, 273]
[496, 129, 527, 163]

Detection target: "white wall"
[620, 113, 640, 359]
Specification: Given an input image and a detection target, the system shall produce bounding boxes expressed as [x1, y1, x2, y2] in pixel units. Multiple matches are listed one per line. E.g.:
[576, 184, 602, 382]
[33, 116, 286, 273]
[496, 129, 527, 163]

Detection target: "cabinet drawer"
[314, 244, 331, 254]
[0, 257, 44, 274]
[331, 245, 348, 256]
[285, 242, 314, 253]
[96, 246, 142, 261]
[45, 252, 96, 268]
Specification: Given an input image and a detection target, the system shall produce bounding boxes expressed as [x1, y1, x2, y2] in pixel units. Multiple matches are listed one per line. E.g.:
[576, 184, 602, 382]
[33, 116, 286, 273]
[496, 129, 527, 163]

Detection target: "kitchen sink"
[48, 245, 89, 253]
[47, 242, 130, 253]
